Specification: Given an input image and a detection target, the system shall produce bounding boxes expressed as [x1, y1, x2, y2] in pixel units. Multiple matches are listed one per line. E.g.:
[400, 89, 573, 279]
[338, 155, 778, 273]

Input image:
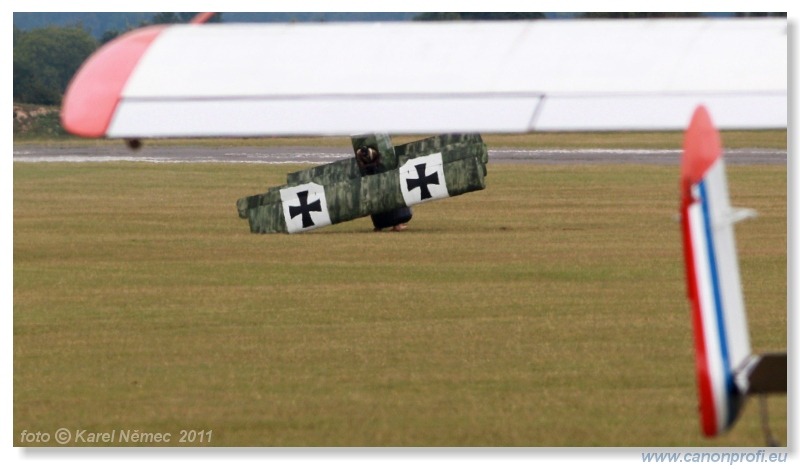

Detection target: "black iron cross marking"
[288, 190, 322, 228]
[406, 163, 440, 200]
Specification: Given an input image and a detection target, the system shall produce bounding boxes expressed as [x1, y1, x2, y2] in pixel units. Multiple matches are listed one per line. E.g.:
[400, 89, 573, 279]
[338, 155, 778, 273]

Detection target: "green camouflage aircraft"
[236, 133, 488, 233]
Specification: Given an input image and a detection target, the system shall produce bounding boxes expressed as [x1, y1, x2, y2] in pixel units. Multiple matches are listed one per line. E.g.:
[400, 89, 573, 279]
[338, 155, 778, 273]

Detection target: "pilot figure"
[355, 146, 413, 232]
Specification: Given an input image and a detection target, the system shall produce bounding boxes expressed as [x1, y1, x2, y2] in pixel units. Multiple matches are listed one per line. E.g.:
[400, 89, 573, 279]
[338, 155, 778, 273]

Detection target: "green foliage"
[13, 12, 154, 37]
[13, 13, 224, 104]
[414, 12, 545, 21]
[579, 12, 702, 19]
[146, 12, 222, 25]
[13, 104, 69, 138]
[13, 58, 61, 105]
[734, 12, 787, 17]
[99, 29, 121, 45]
[14, 25, 97, 105]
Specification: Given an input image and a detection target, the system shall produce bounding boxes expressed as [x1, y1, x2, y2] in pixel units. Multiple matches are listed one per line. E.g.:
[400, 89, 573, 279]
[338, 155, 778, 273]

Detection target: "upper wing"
[61, 18, 787, 138]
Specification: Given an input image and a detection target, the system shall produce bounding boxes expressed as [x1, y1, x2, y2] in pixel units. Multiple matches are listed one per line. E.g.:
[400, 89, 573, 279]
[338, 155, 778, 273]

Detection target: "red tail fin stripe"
[683, 201, 719, 436]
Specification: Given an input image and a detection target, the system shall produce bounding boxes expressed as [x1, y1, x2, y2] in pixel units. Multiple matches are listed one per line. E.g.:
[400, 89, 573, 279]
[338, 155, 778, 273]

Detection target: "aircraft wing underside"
[61, 19, 787, 138]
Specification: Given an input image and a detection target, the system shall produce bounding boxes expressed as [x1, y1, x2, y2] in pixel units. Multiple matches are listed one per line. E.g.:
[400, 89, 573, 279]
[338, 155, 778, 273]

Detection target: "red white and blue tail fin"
[679, 106, 786, 439]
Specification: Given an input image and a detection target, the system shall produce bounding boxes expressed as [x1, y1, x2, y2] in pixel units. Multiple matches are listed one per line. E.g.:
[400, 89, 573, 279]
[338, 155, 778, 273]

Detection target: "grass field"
[13, 158, 786, 446]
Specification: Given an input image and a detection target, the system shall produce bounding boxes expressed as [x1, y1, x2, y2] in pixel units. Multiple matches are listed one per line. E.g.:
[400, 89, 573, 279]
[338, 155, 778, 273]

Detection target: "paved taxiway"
[13, 145, 786, 165]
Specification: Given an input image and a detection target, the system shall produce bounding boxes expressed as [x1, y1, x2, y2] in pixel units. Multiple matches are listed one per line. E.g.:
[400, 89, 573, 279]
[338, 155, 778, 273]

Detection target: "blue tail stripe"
[698, 180, 737, 426]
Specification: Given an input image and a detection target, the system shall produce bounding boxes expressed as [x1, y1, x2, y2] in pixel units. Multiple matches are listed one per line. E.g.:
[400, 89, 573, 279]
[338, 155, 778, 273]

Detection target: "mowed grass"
[13, 161, 786, 446]
[15, 129, 787, 149]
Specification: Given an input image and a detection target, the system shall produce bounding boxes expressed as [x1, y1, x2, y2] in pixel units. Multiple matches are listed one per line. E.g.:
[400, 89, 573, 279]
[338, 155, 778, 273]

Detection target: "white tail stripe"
[688, 199, 730, 431]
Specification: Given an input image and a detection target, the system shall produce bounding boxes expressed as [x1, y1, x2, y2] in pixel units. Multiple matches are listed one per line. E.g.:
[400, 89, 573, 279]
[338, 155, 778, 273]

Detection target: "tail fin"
[679, 106, 786, 439]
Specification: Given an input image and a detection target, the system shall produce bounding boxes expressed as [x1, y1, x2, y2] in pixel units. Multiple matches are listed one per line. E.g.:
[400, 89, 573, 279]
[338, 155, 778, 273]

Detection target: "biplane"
[60, 14, 787, 441]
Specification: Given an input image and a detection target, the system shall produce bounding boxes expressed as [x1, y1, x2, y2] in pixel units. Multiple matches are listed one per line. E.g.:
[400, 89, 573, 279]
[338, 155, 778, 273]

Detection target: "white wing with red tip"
[61, 18, 787, 138]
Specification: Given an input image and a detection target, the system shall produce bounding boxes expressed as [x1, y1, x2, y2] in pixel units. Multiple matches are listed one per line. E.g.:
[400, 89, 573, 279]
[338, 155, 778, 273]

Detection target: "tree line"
[13, 13, 221, 105]
[14, 12, 785, 105]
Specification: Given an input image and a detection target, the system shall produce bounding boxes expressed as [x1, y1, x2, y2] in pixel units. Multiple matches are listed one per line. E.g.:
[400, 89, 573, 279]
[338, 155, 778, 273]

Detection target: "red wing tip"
[681, 105, 722, 196]
[60, 26, 166, 138]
